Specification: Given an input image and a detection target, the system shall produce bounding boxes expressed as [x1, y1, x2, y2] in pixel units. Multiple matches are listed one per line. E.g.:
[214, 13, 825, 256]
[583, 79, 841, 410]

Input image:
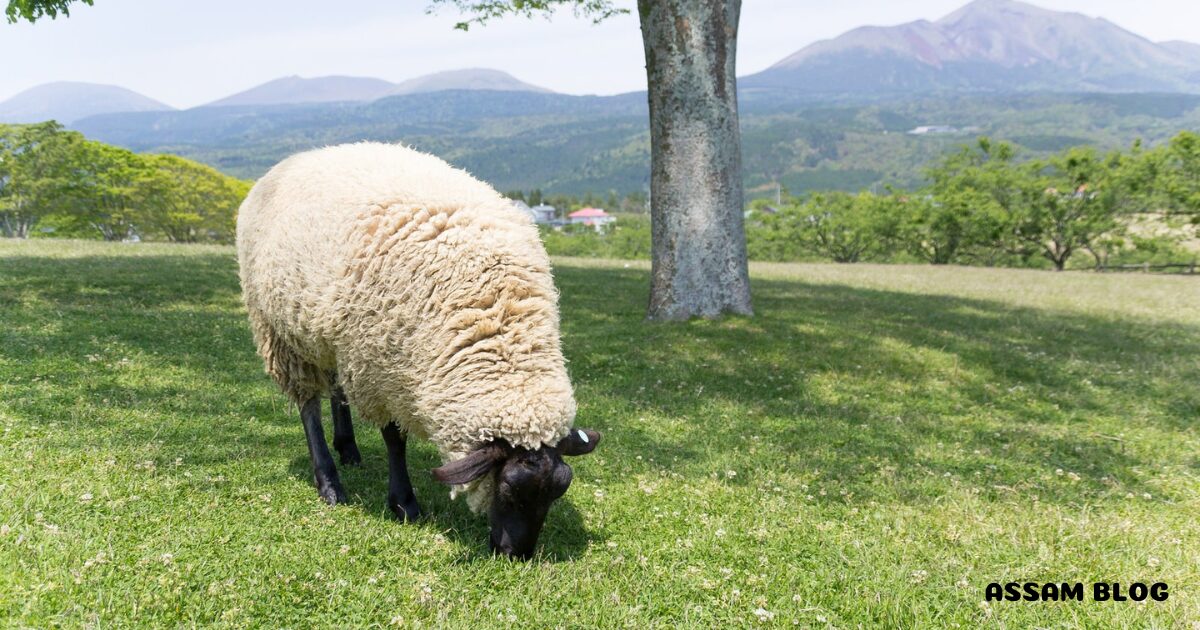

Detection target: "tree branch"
[425, 0, 626, 30]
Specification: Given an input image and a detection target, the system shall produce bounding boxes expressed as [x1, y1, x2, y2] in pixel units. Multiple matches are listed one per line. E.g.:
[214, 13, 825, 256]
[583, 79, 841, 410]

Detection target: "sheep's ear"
[559, 429, 601, 456]
[431, 443, 509, 485]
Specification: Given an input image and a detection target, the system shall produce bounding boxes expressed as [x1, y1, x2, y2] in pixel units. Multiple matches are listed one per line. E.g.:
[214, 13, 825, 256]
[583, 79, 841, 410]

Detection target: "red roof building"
[567, 207, 615, 227]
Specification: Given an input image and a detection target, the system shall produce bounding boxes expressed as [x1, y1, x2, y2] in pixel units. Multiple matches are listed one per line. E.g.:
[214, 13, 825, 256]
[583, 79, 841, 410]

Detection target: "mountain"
[0, 82, 174, 124]
[1162, 41, 1200, 70]
[387, 68, 552, 96]
[205, 75, 396, 107]
[203, 69, 551, 108]
[743, 0, 1200, 94]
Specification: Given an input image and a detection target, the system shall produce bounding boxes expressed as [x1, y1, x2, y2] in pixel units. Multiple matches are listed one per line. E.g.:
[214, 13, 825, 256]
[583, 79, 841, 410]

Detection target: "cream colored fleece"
[236, 142, 576, 509]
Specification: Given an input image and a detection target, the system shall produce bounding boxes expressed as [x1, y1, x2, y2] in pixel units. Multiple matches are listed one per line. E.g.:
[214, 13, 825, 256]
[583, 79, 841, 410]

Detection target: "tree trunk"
[638, 0, 752, 320]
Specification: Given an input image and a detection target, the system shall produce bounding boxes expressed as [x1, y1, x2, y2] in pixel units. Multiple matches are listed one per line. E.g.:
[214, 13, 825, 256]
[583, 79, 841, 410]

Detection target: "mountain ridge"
[744, 0, 1200, 94]
[202, 68, 552, 108]
[0, 69, 555, 123]
[204, 75, 397, 107]
[0, 81, 174, 124]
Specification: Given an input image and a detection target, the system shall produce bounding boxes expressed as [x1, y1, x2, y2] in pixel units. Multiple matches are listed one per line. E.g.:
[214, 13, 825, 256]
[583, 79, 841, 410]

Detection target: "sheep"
[236, 142, 600, 559]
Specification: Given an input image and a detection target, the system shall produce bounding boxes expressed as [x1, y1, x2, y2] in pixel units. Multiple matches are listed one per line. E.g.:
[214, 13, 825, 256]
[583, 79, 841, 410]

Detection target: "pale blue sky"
[2, 0, 1198, 108]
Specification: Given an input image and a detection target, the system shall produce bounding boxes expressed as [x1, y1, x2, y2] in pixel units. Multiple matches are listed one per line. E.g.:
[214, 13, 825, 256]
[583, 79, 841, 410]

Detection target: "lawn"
[1, 239, 1198, 628]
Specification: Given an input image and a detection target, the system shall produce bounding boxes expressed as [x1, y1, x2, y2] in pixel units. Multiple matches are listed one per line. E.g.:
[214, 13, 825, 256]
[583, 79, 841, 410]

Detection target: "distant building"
[908, 125, 958, 135]
[530, 204, 557, 224]
[510, 200, 557, 224]
[567, 207, 616, 229]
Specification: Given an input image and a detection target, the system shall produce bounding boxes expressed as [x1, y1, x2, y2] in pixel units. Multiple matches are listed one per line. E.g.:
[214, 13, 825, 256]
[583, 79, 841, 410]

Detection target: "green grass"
[1, 239, 1198, 628]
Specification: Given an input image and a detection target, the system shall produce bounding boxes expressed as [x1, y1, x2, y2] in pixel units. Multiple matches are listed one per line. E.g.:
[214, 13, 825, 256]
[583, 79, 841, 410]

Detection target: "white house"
[509, 200, 556, 224]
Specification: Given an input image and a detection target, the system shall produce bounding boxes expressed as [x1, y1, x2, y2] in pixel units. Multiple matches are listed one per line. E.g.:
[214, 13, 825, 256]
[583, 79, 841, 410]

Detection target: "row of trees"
[0, 122, 250, 242]
[747, 133, 1200, 270]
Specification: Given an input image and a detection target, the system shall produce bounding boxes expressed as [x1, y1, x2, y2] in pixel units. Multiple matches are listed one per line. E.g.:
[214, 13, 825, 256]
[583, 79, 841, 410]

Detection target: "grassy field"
[1, 239, 1198, 628]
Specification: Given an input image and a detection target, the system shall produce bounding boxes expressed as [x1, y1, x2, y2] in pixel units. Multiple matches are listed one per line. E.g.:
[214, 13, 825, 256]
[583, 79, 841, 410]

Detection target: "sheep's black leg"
[330, 386, 362, 466]
[300, 396, 347, 505]
[381, 422, 422, 522]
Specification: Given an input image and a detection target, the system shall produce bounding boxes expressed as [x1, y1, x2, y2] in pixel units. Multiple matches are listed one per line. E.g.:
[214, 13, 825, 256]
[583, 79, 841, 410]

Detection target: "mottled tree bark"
[638, 0, 752, 320]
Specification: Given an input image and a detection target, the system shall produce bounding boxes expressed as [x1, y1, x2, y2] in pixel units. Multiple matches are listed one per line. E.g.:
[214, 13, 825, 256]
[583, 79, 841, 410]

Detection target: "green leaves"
[1155, 131, 1200, 220]
[136, 154, 249, 243]
[746, 192, 898, 263]
[0, 121, 85, 238]
[744, 132, 1198, 270]
[0, 123, 249, 242]
[4, 0, 91, 23]
[919, 138, 1139, 270]
[425, 0, 627, 30]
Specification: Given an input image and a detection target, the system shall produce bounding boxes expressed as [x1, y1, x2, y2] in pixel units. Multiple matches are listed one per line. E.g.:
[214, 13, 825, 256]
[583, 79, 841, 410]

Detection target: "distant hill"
[205, 75, 396, 107]
[743, 0, 1200, 95]
[387, 68, 552, 96]
[71, 89, 1200, 197]
[202, 69, 552, 108]
[1162, 41, 1200, 73]
[0, 82, 174, 124]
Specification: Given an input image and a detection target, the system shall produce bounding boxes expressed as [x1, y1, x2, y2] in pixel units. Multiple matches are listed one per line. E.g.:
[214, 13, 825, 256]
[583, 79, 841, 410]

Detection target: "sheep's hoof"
[388, 494, 422, 522]
[337, 445, 363, 466]
[318, 482, 348, 506]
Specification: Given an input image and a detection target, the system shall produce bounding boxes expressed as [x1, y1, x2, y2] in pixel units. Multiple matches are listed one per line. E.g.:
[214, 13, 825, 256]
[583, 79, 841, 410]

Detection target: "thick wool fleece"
[237, 142, 576, 511]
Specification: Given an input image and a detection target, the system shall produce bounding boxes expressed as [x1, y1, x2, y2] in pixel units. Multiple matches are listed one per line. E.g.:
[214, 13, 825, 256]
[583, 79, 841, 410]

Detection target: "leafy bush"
[0, 122, 250, 243]
[539, 214, 651, 259]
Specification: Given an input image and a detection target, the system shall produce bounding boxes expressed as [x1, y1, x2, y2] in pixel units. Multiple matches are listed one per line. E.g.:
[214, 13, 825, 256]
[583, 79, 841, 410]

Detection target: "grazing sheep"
[236, 142, 600, 559]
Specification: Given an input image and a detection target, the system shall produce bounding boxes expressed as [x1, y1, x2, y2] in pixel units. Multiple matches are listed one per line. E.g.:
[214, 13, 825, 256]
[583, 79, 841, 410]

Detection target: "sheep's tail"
[246, 307, 329, 404]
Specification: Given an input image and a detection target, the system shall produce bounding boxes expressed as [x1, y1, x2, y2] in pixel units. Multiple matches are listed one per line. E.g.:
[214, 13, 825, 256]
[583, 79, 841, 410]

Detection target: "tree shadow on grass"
[552, 264, 1200, 505]
[3, 252, 1199, 529]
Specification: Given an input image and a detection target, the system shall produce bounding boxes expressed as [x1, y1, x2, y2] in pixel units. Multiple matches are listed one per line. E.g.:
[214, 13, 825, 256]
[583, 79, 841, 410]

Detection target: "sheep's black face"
[488, 448, 573, 560]
[431, 429, 601, 560]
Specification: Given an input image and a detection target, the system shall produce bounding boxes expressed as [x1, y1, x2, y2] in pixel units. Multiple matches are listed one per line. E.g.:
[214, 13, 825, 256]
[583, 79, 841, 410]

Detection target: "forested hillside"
[72, 91, 1200, 197]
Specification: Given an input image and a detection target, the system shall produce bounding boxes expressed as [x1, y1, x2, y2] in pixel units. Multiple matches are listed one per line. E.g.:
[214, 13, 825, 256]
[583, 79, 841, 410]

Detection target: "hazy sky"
[2, 0, 1198, 108]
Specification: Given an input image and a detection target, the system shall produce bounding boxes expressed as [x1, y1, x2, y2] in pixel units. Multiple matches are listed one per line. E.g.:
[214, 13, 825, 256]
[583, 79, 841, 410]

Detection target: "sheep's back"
[236, 144, 571, 451]
[237, 143, 523, 363]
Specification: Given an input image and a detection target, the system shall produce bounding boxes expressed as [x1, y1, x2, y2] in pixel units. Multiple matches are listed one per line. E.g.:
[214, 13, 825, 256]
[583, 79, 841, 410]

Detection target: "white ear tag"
[577, 429, 589, 443]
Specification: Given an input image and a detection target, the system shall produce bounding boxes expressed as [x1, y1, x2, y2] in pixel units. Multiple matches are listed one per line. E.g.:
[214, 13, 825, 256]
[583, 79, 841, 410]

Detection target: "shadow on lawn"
[3, 252, 1199, 535]
[552, 264, 1200, 504]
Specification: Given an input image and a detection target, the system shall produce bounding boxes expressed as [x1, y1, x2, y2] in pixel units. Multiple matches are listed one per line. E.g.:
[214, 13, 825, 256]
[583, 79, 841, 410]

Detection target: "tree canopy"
[5, 0, 90, 23]
[425, 0, 624, 30]
[0, 123, 249, 242]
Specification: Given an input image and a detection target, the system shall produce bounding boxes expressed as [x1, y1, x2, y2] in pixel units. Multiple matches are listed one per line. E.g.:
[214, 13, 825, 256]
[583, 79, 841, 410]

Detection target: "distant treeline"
[7, 121, 1198, 271]
[0, 122, 250, 243]
[543, 132, 1200, 270]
